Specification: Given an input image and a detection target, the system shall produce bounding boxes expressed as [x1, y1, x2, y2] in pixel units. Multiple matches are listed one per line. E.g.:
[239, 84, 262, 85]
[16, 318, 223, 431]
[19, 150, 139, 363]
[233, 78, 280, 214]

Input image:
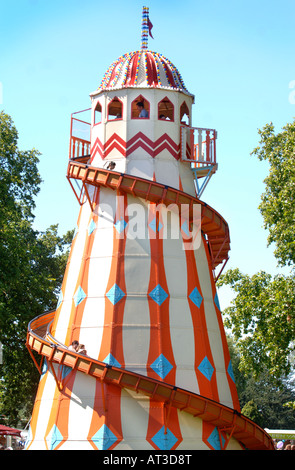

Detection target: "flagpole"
[141, 6, 152, 50]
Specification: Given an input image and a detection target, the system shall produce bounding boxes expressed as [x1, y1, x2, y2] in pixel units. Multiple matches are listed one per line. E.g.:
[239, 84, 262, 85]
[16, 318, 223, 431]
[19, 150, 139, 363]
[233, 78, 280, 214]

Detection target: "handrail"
[70, 136, 91, 160]
[180, 125, 217, 166]
[69, 110, 91, 160]
[26, 311, 274, 450]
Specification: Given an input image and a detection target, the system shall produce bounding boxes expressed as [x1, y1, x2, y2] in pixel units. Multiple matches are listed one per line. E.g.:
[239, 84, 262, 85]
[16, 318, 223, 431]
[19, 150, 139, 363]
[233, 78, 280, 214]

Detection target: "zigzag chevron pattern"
[90, 132, 181, 161]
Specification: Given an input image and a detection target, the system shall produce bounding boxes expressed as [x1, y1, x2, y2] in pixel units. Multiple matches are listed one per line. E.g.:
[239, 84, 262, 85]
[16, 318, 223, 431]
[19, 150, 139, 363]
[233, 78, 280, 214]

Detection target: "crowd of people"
[0, 441, 24, 450]
[273, 439, 295, 450]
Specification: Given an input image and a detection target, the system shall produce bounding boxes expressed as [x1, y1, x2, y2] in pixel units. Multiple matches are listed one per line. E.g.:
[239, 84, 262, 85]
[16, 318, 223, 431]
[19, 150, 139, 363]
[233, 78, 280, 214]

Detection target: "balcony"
[68, 110, 217, 198]
[180, 126, 218, 197]
[69, 108, 91, 162]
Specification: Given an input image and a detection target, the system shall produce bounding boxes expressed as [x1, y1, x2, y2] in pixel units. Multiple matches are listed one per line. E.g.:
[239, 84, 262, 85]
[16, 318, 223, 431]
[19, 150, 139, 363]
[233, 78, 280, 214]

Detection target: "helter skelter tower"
[26, 8, 274, 450]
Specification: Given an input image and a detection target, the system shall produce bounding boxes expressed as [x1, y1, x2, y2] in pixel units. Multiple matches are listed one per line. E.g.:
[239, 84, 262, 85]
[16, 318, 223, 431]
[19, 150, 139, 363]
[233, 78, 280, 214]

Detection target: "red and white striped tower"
[25, 8, 273, 450]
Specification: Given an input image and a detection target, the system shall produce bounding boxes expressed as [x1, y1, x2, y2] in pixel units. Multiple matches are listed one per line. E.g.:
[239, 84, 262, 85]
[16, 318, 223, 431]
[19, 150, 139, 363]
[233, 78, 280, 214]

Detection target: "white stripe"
[195, 238, 233, 408]
[28, 365, 60, 449]
[59, 372, 96, 450]
[54, 201, 91, 344]
[123, 196, 151, 376]
[162, 208, 199, 394]
[118, 389, 154, 449]
[78, 189, 116, 359]
[176, 411, 208, 450]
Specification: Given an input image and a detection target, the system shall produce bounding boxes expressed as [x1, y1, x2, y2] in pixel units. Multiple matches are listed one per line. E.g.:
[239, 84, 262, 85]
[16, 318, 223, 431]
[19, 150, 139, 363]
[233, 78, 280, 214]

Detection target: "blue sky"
[1, 0, 295, 308]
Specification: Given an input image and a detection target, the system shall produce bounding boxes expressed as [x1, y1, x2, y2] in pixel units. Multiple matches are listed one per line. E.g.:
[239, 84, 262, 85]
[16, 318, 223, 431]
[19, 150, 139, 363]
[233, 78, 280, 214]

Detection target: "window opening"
[108, 97, 123, 120]
[180, 102, 190, 125]
[158, 97, 174, 121]
[131, 96, 150, 119]
[94, 101, 102, 125]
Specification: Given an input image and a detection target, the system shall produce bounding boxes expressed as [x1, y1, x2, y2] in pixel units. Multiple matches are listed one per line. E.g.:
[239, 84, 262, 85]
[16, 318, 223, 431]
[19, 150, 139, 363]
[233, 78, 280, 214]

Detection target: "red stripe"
[155, 133, 179, 152]
[126, 131, 153, 148]
[127, 53, 140, 86]
[146, 52, 158, 86]
[87, 382, 123, 450]
[107, 61, 122, 88]
[202, 236, 241, 412]
[183, 244, 219, 401]
[145, 204, 182, 449]
[91, 133, 181, 161]
[162, 60, 176, 88]
[25, 366, 50, 449]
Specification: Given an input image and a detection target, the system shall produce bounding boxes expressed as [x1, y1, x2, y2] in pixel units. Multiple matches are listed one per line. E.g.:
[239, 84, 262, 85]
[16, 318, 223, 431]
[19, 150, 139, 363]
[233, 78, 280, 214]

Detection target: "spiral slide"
[26, 163, 274, 451]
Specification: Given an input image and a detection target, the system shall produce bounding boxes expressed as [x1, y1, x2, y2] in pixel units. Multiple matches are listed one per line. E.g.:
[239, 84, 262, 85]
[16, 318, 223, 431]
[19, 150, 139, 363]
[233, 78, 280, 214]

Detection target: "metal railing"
[69, 109, 91, 160]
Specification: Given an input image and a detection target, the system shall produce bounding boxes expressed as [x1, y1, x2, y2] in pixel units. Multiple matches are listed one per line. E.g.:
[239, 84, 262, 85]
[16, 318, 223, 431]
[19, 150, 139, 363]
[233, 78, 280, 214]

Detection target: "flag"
[148, 18, 154, 39]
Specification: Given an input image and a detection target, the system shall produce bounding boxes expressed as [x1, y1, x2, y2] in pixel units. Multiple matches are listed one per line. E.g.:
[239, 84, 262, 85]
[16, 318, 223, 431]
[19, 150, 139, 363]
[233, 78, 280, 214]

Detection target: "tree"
[218, 119, 295, 384]
[0, 112, 72, 426]
[228, 337, 295, 429]
[251, 120, 295, 268]
[218, 269, 295, 380]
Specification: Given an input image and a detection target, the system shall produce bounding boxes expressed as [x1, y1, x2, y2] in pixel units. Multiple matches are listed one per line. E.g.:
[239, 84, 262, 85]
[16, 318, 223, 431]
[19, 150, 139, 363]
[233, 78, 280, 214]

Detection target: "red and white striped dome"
[99, 50, 192, 94]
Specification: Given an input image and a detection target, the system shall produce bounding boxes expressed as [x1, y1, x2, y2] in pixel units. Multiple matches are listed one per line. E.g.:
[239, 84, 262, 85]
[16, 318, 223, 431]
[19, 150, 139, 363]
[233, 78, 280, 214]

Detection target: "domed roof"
[98, 50, 193, 96]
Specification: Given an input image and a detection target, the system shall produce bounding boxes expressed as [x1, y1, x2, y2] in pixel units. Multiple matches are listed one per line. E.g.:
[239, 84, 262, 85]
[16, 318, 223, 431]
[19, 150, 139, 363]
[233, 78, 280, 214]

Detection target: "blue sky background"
[1, 0, 295, 308]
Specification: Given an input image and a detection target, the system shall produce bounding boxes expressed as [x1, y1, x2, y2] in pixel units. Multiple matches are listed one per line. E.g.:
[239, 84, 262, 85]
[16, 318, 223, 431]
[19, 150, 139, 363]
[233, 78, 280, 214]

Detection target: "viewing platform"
[69, 109, 218, 198]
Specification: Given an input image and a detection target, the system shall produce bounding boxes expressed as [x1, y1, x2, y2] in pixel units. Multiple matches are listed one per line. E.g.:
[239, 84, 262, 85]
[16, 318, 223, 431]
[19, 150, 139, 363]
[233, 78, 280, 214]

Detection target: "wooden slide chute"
[67, 160, 230, 279]
[26, 311, 274, 451]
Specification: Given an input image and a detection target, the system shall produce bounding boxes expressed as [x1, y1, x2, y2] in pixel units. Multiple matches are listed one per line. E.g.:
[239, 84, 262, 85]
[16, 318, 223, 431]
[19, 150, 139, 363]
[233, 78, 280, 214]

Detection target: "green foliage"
[251, 120, 295, 268]
[228, 339, 295, 429]
[241, 400, 264, 428]
[218, 269, 295, 380]
[0, 112, 73, 426]
[218, 119, 295, 387]
[0, 111, 41, 220]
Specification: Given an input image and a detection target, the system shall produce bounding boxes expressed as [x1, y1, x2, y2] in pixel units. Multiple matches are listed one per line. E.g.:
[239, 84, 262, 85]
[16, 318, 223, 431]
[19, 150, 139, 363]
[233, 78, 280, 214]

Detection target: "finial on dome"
[141, 6, 153, 50]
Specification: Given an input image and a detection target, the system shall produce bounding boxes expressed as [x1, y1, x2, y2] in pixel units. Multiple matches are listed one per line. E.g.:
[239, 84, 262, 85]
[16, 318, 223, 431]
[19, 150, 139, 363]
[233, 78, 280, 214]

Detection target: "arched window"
[180, 102, 190, 125]
[94, 101, 102, 125]
[158, 97, 174, 121]
[131, 95, 150, 119]
[108, 97, 123, 121]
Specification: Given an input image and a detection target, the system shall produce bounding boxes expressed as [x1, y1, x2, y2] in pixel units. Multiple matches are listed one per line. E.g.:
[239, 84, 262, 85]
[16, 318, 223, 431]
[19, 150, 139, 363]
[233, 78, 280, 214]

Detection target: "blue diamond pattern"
[227, 360, 235, 383]
[151, 426, 178, 450]
[181, 220, 191, 237]
[106, 283, 125, 305]
[189, 287, 203, 308]
[151, 354, 173, 379]
[47, 424, 64, 450]
[198, 356, 214, 381]
[104, 353, 121, 368]
[59, 365, 72, 380]
[73, 286, 86, 306]
[41, 359, 48, 376]
[149, 217, 163, 233]
[149, 284, 168, 306]
[214, 292, 221, 310]
[114, 218, 127, 234]
[88, 219, 96, 235]
[91, 424, 117, 450]
[207, 427, 225, 450]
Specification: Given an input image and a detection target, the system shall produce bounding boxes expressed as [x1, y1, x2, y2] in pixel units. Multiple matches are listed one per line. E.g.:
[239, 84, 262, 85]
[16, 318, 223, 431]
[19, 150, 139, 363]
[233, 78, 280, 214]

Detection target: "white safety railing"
[180, 126, 217, 166]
